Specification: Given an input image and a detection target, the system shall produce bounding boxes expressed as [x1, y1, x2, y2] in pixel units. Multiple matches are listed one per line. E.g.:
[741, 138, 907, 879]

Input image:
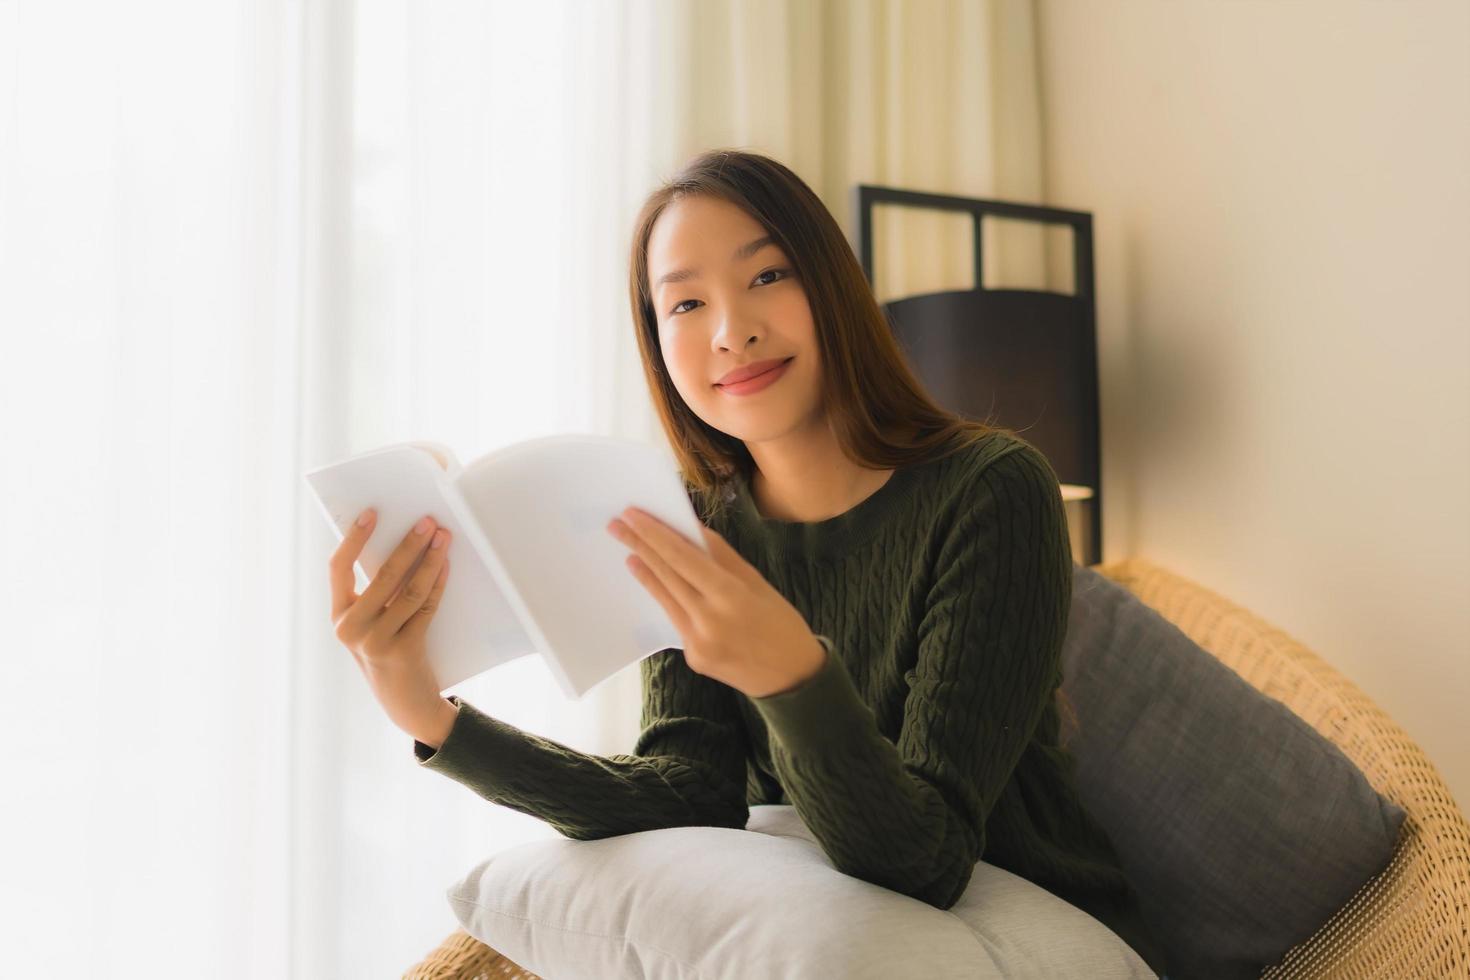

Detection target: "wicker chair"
[403, 557, 1470, 979]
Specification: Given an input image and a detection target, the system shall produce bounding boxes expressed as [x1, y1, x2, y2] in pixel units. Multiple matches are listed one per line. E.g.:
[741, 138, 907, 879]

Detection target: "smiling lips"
[715, 357, 793, 395]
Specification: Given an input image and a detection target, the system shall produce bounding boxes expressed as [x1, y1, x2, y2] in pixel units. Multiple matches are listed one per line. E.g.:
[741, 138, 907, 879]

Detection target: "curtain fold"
[0, 1, 1043, 975]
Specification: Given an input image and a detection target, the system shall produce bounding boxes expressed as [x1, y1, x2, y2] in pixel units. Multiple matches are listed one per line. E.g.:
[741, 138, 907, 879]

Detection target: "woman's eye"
[668, 268, 790, 317]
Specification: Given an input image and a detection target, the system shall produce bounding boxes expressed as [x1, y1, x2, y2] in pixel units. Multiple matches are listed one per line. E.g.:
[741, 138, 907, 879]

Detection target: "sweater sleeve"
[746, 445, 1073, 908]
[413, 646, 751, 840]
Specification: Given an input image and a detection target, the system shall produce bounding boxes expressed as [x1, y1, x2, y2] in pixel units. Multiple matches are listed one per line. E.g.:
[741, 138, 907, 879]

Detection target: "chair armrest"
[402, 928, 542, 980]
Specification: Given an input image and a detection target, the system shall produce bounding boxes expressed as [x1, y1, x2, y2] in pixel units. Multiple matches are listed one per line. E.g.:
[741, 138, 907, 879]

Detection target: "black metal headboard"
[851, 185, 1102, 566]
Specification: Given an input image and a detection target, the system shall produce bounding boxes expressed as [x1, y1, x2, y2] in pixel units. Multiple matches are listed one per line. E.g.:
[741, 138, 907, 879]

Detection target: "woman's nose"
[712, 316, 759, 350]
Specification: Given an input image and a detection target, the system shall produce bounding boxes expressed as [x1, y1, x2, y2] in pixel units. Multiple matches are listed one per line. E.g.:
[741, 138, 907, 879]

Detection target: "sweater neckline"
[724, 460, 929, 561]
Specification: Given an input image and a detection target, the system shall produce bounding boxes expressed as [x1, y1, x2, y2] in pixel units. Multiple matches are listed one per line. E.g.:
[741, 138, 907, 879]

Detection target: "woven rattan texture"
[401, 557, 1469, 980]
[402, 927, 543, 980]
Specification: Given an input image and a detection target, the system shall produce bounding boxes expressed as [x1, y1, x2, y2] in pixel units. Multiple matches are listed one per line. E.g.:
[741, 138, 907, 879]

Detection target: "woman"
[328, 149, 1169, 976]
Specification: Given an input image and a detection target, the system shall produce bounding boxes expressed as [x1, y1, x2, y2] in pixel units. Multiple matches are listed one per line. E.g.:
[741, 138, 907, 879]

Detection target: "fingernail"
[431, 529, 448, 549]
[415, 516, 433, 535]
[356, 509, 374, 527]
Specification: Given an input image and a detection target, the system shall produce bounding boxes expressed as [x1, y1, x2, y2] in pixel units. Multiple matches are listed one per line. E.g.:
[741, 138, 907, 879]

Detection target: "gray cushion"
[446, 803, 1158, 979]
[1059, 563, 1407, 980]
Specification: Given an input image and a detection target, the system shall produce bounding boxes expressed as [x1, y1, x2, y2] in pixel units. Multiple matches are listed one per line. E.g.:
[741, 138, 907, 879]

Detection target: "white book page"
[303, 443, 535, 692]
[452, 433, 706, 700]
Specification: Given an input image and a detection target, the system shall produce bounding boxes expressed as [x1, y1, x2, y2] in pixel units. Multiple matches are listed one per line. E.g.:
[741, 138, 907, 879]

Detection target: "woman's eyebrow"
[654, 235, 778, 290]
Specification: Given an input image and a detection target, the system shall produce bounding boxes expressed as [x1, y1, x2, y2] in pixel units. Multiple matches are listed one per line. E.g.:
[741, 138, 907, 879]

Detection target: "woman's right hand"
[329, 509, 459, 748]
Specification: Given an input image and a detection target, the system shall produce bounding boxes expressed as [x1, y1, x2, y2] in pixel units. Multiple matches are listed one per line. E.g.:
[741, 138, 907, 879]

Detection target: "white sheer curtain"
[0, 0, 674, 974]
[292, 2, 688, 974]
[2, 1, 307, 974]
[1, 1, 1041, 975]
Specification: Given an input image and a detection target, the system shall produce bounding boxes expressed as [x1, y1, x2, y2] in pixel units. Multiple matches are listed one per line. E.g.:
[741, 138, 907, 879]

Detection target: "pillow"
[446, 803, 1158, 980]
[1058, 563, 1408, 980]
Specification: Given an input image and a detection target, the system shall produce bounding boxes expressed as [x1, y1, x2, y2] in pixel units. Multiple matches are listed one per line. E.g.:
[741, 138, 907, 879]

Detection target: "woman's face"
[646, 194, 824, 444]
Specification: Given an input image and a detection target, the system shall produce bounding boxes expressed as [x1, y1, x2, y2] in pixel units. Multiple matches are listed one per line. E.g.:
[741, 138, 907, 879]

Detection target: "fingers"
[614, 509, 732, 600]
[329, 508, 377, 623]
[698, 526, 760, 586]
[629, 532, 702, 612]
[332, 513, 439, 635]
[365, 515, 439, 603]
[380, 525, 451, 636]
[608, 515, 704, 612]
[397, 552, 452, 641]
[625, 554, 692, 637]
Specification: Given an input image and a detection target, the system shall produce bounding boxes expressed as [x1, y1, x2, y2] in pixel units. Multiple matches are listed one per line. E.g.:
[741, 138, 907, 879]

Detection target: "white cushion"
[445, 804, 1155, 979]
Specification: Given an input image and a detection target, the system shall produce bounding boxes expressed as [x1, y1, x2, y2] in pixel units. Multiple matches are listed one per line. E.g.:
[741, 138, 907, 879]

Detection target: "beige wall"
[1034, 0, 1469, 804]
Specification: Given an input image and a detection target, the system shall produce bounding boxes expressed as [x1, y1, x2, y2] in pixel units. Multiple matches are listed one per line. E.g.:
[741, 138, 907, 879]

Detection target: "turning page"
[451, 433, 709, 699]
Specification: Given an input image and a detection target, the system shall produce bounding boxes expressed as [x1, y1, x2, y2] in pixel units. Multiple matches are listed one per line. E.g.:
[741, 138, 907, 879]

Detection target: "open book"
[303, 433, 709, 700]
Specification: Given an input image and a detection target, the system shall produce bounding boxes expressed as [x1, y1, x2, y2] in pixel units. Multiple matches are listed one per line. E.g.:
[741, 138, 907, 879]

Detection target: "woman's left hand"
[606, 507, 827, 699]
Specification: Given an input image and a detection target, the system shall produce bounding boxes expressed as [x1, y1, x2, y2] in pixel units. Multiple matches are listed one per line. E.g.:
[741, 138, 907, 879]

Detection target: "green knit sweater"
[413, 430, 1167, 975]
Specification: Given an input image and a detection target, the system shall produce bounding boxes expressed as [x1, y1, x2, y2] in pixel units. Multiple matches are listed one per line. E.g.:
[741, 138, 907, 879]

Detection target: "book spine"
[440, 474, 581, 699]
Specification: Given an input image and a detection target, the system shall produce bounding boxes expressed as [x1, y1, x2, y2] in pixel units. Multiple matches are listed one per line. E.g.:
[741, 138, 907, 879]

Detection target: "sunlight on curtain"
[308, 2, 590, 973]
[1, 0, 661, 975]
[298, 1, 673, 974]
[1, 1, 303, 975]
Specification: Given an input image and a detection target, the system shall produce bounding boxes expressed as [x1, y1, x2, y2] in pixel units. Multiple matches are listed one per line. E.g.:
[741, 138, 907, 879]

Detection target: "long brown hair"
[626, 147, 1081, 747]
[627, 148, 1017, 523]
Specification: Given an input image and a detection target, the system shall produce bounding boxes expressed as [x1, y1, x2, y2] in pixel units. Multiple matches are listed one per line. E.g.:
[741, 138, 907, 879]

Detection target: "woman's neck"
[750, 463, 896, 523]
[752, 420, 911, 525]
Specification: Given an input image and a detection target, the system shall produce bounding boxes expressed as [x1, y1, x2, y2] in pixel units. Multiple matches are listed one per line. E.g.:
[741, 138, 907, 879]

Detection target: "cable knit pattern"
[413, 431, 1166, 974]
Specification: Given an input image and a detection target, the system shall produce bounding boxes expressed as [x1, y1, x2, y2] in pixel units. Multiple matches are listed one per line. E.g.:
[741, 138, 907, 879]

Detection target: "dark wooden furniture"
[852, 185, 1102, 566]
